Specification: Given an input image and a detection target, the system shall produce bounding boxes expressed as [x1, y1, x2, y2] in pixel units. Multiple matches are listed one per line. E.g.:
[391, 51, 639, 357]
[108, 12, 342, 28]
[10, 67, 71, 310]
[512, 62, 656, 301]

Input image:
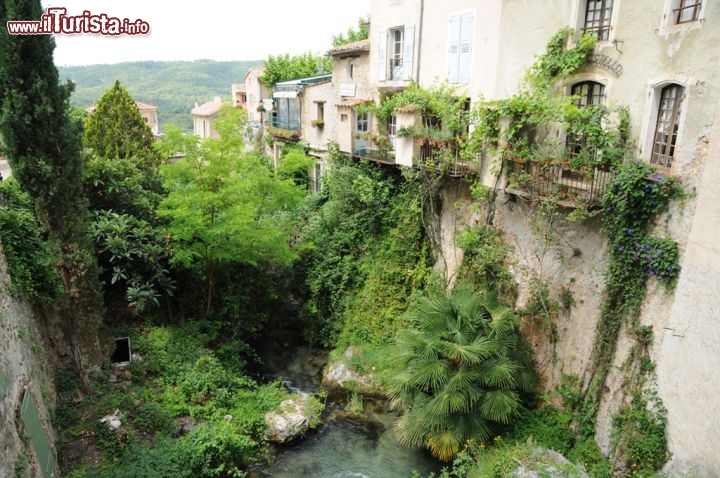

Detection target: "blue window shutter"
[402, 25, 414, 80]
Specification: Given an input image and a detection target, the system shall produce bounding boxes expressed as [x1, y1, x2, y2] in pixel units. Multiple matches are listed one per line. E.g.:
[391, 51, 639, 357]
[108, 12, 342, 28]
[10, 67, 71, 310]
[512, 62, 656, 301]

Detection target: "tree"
[83, 80, 159, 167]
[159, 106, 305, 316]
[388, 283, 536, 461]
[0, 0, 100, 392]
[260, 52, 332, 88]
[331, 17, 369, 47]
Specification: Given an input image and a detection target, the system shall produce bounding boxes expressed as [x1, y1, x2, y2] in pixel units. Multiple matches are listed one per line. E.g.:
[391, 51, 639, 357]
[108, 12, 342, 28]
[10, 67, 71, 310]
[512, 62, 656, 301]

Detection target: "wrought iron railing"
[506, 159, 612, 206]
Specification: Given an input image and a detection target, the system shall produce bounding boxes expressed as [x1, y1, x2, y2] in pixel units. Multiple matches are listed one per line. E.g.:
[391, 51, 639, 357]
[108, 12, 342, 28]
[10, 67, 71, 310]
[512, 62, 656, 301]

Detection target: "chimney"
[214, 96, 221, 104]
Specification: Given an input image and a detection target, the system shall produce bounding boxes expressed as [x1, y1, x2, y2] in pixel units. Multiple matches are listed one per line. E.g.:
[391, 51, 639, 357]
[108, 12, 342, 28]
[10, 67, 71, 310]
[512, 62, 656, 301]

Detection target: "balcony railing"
[270, 117, 300, 131]
[505, 159, 612, 207]
[418, 139, 479, 178]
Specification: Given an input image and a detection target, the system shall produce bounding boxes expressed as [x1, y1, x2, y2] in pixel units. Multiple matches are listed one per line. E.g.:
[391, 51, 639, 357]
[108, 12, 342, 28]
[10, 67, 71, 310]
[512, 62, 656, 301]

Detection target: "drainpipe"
[416, 0, 424, 83]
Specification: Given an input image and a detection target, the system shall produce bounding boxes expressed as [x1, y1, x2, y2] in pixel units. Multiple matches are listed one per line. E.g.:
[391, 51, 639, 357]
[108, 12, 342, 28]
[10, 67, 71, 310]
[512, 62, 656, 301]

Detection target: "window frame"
[571, 0, 620, 44]
[356, 111, 370, 134]
[388, 27, 404, 80]
[582, 0, 615, 41]
[650, 84, 684, 169]
[674, 0, 703, 24]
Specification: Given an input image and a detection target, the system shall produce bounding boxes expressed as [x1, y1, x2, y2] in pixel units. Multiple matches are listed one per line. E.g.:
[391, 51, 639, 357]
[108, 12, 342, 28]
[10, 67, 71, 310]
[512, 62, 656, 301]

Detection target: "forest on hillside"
[59, 60, 261, 132]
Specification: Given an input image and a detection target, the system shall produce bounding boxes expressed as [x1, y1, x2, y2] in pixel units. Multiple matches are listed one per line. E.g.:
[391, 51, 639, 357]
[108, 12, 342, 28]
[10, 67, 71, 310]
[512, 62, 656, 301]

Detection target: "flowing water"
[252, 341, 442, 478]
[253, 416, 440, 477]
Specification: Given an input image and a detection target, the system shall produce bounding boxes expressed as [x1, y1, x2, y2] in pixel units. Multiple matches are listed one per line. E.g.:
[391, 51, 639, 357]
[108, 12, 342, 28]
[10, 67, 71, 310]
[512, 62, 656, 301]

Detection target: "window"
[389, 28, 404, 80]
[356, 111, 369, 133]
[387, 115, 397, 137]
[316, 102, 325, 122]
[377, 25, 415, 81]
[448, 12, 474, 84]
[567, 81, 605, 163]
[674, 0, 702, 24]
[571, 81, 605, 107]
[651, 84, 684, 169]
[583, 0, 614, 41]
[349, 63, 354, 79]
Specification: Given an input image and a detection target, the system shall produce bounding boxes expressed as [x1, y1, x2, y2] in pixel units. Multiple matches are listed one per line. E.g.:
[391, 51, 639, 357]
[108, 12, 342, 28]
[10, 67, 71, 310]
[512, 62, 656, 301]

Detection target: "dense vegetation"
[59, 60, 260, 132]
[0, 9, 686, 476]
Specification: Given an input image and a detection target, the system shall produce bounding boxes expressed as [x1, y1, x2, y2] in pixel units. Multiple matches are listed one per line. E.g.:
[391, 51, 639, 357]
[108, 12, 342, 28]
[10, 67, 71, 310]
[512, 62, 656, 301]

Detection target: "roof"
[336, 98, 372, 108]
[85, 100, 157, 113]
[191, 98, 222, 116]
[135, 101, 157, 111]
[328, 39, 371, 56]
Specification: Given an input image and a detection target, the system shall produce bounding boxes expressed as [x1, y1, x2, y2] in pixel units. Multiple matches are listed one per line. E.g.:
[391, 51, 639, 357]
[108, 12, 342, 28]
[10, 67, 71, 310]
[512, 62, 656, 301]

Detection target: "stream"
[250, 342, 442, 478]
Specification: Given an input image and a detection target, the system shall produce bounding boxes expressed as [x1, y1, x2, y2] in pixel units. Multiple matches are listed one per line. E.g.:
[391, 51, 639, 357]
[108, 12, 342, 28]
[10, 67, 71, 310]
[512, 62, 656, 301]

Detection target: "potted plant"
[311, 119, 325, 128]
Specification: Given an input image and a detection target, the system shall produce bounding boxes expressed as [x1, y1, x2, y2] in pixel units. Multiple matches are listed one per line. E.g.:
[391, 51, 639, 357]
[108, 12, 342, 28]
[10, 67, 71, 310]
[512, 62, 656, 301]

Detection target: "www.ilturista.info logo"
[7, 8, 150, 35]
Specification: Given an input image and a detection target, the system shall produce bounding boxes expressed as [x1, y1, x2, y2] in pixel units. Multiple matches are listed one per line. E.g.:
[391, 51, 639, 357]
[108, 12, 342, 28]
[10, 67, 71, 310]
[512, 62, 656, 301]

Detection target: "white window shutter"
[402, 25, 414, 80]
[377, 30, 387, 81]
[448, 15, 461, 83]
[458, 13, 474, 83]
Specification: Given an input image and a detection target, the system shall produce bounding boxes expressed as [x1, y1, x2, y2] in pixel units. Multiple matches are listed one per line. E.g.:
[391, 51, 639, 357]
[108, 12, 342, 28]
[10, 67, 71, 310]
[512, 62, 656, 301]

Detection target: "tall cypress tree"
[0, 0, 100, 392]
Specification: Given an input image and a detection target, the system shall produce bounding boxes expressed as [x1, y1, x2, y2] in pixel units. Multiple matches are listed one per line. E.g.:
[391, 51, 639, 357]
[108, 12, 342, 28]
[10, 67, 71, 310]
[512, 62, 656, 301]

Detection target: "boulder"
[264, 393, 320, 443]
[321, 347, 381, 396]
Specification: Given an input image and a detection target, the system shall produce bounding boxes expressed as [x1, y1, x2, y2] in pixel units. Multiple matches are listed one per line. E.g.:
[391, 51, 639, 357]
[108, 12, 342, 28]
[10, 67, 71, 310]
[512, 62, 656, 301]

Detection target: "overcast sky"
[41, 0, 371, 66]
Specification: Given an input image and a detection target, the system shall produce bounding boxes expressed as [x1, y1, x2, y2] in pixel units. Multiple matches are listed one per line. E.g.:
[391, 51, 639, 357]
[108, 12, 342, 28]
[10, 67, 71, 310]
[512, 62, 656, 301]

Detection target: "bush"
[178, 422, 256, 477]
[132, 402, 175, 436]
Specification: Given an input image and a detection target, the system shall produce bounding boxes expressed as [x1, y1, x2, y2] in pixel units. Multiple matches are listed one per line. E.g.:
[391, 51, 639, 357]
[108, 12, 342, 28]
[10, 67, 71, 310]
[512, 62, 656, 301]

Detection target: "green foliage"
[506, 406, 575, 454]
[14, 455, 28, 478]
[331, 17, 369, 46]
[58, 323, 291, 476]
[83, 80, 158, 166]
[388, 283, 536, 461]
[456, 225, 515, 301]
[590, 161, 681, 379]
[525, 27, 597, 93]
[0, 179, 60, 303]
[613, 393, 668, 477]
[159, 105, 305, 315]
[300, 151, 429, 346]
[277, 145, 315, 186]
[260, 52, 332, 88]
[132, 402, 175, 436]
[59, 60, 261, 133]
[90, 210, 174, 314]
[84, 154, 163, 221]
[177, 422, 255, 477]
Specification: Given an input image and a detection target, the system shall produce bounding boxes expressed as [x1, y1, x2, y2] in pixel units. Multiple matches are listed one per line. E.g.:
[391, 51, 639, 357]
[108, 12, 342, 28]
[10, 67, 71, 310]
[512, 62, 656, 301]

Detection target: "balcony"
[505, 158, 612, 207]
[417, 139, 479, 178]
[270, 117, 300, 131]
[353, 134, 396, 164]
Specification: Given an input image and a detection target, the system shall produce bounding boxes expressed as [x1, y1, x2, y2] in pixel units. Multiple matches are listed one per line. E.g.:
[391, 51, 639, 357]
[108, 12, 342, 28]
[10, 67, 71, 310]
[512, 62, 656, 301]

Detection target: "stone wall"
[0, 244, 57, 478]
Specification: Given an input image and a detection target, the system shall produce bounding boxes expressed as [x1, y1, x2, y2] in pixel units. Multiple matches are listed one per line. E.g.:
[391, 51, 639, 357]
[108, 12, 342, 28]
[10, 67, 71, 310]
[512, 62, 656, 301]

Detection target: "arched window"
[570, 81, 605, 107]
[651, 84, 684, 169]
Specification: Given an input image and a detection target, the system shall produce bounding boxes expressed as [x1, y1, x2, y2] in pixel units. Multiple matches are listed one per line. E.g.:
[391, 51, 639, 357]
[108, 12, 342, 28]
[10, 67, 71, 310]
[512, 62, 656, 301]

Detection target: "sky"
[40, 0, 371, 66]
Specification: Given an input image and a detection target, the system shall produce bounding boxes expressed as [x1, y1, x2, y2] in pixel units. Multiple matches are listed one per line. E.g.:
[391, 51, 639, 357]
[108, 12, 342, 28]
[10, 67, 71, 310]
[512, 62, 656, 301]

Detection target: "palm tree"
[388, 283, 536, 461]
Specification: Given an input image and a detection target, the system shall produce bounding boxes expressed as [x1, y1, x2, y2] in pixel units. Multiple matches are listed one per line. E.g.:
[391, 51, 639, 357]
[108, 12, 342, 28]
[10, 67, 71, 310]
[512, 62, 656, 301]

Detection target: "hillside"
[59, 60, 262, 132]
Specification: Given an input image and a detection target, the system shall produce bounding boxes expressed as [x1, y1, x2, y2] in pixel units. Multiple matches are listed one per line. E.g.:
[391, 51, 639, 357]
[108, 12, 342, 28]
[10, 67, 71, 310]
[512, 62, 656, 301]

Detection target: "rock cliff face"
[0, 245, 57, 478]
[436, 157, 719, 475]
